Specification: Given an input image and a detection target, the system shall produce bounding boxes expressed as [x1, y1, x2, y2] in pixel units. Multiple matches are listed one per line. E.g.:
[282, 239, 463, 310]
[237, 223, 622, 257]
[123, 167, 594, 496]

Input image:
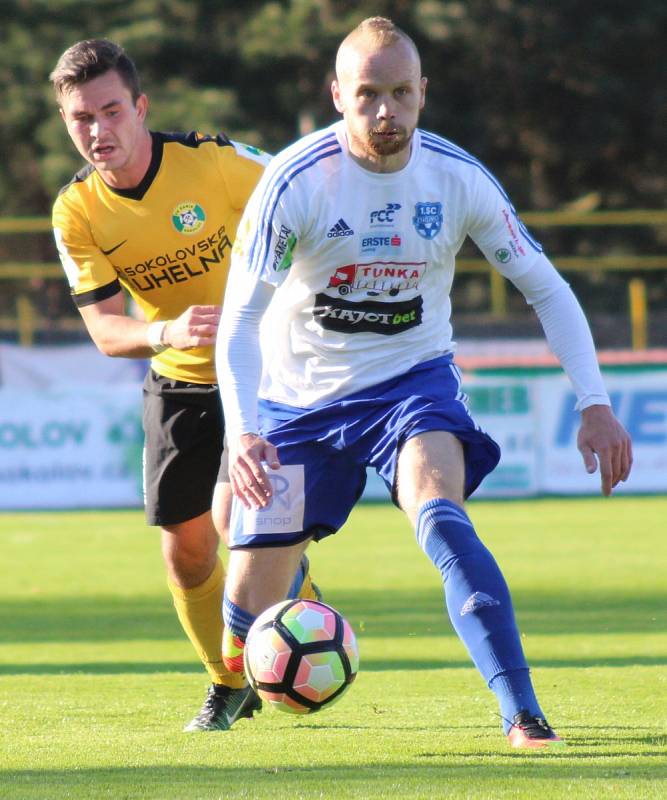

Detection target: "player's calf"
[222, 554, 320, 672]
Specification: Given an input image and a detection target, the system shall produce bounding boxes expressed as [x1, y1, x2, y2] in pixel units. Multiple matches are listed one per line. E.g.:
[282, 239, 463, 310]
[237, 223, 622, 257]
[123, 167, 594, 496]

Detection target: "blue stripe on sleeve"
[247, 131, 341, 274]
[419, 131, 542, 253]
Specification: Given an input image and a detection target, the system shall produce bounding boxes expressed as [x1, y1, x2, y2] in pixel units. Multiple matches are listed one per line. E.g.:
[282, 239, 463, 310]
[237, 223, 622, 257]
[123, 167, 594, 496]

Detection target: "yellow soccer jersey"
[52, 131, 269, 383]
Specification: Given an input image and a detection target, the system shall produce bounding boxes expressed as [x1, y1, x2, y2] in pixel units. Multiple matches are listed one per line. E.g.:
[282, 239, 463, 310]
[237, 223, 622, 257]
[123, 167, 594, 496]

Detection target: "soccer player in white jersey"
[215, 17, 632, 747]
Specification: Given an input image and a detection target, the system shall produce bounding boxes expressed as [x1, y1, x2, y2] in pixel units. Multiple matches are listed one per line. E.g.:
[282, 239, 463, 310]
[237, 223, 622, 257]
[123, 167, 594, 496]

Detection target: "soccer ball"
[244, 598, 359, 714]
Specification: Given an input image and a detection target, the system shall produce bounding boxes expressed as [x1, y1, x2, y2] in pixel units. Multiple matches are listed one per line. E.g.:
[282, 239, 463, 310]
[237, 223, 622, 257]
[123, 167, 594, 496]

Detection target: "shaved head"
[335, 17, 421, 81]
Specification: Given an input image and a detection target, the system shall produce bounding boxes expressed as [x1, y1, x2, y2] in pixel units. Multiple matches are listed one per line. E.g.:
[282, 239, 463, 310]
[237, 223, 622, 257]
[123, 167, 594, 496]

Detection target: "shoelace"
[199, 686, 231, 715]
[514, 715, 552, 738]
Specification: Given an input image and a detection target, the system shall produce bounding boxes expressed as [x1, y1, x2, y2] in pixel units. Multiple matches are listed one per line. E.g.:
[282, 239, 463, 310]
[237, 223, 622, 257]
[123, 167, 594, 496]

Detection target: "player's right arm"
[77, 294, 221, 358]
[53, 192, 220, 358]
[216, 157, 304, 509]
[216, 271, 278, 509]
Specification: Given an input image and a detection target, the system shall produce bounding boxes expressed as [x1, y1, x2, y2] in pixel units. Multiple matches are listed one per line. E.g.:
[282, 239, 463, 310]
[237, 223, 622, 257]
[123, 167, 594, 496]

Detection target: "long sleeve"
[216, 273, 275, 439]
[509, 254, 610, 411]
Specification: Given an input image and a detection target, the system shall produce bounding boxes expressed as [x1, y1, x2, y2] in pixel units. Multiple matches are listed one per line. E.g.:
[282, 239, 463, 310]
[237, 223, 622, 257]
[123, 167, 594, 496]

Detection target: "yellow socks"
[167, 557, 245, 689]
[298, 569, 322, 602]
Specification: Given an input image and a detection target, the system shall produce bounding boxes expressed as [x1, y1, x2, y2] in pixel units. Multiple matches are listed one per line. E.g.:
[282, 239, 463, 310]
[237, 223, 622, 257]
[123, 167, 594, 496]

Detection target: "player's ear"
[135, 93, 148, 122]
[331, 80, 344, 113]
[419, 77, 427, 110]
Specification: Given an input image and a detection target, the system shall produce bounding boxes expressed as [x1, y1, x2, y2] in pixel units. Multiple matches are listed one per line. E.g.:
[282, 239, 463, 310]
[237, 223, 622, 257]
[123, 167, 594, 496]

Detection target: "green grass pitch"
[1, 496, 666, 799]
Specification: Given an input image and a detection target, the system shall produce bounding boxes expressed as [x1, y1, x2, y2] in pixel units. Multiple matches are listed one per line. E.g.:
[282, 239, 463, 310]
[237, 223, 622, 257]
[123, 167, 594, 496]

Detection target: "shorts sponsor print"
[230, 464, 306, 537]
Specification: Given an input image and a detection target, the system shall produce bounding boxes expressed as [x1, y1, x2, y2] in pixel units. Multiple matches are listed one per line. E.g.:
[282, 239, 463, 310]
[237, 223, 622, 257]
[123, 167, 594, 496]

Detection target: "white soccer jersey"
[230, 121, 541, 407]
[220, 121, 609, 435]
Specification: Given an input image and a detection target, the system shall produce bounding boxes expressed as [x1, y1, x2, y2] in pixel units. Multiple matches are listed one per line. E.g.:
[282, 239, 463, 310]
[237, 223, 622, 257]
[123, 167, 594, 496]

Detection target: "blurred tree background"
[0, 0, 665, 345]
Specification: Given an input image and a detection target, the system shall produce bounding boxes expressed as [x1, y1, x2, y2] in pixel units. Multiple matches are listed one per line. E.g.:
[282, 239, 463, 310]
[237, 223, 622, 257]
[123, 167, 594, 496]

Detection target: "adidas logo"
[460, 591, 500, 616]
[326, 218, 354, 239]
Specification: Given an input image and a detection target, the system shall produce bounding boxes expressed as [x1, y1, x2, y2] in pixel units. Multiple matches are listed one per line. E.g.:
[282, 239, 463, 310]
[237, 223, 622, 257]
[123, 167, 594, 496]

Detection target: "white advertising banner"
[536, 370, 667, 494]
[0, 384, 144, 509]
[363, 367, 667, 500]
[0, 342, 146, 389]
[0, 343, 665, 509]
[463, 374, 540, 497]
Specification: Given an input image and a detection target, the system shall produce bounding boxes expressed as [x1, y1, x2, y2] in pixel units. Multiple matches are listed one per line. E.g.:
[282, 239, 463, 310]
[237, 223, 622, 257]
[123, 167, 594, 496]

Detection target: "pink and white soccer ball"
[244, 599, 360, 714]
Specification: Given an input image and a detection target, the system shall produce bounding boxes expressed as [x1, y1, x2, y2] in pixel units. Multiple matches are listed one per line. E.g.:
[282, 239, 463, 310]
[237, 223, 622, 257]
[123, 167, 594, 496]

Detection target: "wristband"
[146, 321, 169, 353]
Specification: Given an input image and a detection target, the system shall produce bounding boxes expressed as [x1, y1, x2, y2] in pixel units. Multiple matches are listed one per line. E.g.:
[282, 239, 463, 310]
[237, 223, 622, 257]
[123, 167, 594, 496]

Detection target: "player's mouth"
[372, 128, 401, 139]
[92, 143, 116, 160]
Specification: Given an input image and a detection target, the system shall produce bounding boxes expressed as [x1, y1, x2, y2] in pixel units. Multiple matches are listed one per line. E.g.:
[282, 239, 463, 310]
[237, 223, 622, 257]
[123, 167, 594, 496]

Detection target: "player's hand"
[577, 404, 633, 496]
[163, 305, 221, 350]
[229, 432, 281, 510]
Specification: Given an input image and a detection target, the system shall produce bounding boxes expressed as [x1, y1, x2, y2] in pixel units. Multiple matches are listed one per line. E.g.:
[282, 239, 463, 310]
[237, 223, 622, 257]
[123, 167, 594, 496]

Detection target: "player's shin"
[168, 557, 245, 689]
[222, 593, 256, 673]
[222, 555, 321, 672]
[415, 498, 544, 732]
[289, 555, 323, 601]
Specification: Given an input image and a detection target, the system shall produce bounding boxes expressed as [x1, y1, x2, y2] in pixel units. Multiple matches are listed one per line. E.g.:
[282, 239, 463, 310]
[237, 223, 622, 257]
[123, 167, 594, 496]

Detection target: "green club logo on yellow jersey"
[172, 202, 206, 234]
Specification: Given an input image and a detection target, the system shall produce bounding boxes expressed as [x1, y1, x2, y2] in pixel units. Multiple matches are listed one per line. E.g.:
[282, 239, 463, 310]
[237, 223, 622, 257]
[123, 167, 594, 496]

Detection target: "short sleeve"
[465, 164, 543, 279]
[230, 163, 304, 288]
[52, 191, 121, 306]
[216, 141, 270, 212]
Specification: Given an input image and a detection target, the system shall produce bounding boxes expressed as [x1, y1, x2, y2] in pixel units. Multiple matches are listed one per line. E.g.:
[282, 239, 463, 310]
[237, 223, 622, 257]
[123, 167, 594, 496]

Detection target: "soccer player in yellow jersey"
[50, 39, 320, 731]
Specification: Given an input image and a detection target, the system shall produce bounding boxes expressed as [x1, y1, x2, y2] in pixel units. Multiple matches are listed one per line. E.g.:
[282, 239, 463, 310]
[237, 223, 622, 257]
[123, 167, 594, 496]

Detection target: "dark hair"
[50, 39, 141, 102]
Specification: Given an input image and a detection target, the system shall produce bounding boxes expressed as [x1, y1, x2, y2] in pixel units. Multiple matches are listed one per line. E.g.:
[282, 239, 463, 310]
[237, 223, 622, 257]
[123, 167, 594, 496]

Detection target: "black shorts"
[143, 370, 224, 526]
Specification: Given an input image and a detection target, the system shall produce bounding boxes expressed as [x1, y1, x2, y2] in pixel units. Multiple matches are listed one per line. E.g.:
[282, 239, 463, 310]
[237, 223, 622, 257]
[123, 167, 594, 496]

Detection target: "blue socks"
[287, 554, 309, 599]
[416, 498, 543, 732]
[222, 554, 312, 672]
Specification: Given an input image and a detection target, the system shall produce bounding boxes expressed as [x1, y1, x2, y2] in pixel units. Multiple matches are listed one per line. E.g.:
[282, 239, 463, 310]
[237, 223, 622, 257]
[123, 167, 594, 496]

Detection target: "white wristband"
[146, 321, 168, 353]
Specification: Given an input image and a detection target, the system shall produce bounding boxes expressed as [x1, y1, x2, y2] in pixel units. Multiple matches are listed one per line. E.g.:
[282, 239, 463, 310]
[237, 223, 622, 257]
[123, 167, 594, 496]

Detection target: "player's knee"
[415, 498, 480, 573]
[211, 481, 232, 544]
[161, 525, 218, 587]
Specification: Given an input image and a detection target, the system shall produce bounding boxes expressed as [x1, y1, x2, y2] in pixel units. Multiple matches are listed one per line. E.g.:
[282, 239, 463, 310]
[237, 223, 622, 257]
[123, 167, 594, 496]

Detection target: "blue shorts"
[228, 355, 500, 548]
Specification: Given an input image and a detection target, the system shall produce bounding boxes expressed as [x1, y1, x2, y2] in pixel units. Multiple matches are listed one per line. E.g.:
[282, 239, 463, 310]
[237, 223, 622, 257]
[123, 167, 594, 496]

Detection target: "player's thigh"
[143, 371, 223, 527]
[396, 430, 466, 524]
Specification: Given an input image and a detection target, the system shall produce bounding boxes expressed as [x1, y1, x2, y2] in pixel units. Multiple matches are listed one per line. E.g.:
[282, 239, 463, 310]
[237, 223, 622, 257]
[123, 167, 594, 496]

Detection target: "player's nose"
[89, 118, 102, 138]
[376, 97, 395, 119]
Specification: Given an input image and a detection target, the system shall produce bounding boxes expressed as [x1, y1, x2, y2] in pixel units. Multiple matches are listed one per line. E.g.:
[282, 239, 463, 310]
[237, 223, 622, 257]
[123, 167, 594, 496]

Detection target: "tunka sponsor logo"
[326, 218, 354, 238]
[121, 225, 230, 291]
[313, 293, 423, 335]
[327, 261, 427, 297]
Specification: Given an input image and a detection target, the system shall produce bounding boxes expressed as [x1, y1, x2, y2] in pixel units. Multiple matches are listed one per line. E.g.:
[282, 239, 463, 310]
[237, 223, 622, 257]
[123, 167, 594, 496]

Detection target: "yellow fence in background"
[1, 210, 666, 348]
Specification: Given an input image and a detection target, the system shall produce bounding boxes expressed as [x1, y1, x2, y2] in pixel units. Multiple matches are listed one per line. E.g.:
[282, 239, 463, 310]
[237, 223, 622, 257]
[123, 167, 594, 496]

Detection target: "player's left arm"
[578, 404, 632, 496]
[510, 257, 633, 495]
[217, 140, 271, 211]
[466, 167, 632, 495]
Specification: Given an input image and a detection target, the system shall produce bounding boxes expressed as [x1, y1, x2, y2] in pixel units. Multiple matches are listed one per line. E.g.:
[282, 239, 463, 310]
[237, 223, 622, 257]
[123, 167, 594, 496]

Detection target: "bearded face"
[332, 39, 426, 172]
